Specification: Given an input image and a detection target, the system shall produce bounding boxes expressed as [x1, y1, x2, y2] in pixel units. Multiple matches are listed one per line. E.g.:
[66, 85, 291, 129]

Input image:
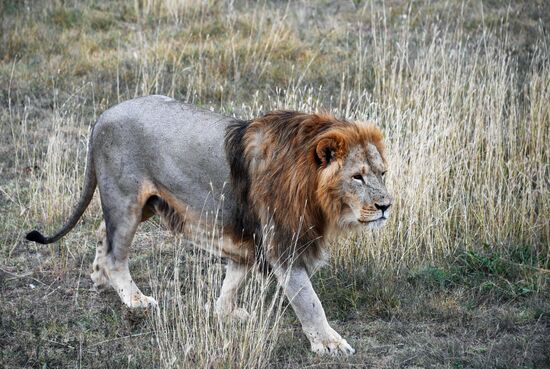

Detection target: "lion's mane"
[225, 111, 384, 268]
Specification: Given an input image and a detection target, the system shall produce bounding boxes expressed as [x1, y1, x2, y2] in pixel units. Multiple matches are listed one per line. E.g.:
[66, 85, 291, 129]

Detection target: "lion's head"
[229, 111, 391, 265]
[313, 122, 392, 231]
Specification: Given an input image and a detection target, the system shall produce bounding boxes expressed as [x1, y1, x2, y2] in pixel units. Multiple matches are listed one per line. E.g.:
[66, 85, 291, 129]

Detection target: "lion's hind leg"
[100, 194, 157, 309]
[215, 260, 250, 321]
[91, 221, 110, 290]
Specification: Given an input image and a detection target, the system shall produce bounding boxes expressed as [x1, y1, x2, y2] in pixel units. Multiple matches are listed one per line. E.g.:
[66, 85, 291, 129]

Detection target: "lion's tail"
[26, 132, 97, 244]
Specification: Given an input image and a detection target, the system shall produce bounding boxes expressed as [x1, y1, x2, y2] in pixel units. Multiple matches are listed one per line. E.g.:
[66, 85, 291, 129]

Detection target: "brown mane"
[225, 111, 384, 268]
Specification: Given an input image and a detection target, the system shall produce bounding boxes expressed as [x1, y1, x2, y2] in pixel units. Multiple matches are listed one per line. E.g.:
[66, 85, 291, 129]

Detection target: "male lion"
[27, 95, 392, 355]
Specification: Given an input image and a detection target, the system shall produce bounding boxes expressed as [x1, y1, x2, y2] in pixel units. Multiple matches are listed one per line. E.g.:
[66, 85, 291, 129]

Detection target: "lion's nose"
[375, 203, 391, 213]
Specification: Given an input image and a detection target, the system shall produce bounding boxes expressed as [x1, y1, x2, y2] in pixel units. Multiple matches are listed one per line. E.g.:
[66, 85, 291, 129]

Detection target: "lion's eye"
[352, 174, 364, 183]
[381, 171, 387, 177]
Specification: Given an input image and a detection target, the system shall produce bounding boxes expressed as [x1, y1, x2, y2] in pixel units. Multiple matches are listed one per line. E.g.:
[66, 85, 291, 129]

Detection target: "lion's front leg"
[215, 260, 250, 321]
[274, 265, 355, 356]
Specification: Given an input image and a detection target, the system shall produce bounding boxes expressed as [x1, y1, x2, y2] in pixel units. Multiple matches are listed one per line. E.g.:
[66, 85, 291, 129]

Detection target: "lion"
[26, 95, 392, 355]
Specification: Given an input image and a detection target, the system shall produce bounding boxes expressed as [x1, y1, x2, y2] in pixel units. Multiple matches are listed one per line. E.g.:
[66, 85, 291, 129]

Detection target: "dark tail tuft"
[26, 230, 48, 244]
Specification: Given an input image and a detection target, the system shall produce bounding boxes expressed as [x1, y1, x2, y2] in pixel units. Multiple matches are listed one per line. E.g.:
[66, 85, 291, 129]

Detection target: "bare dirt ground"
[2, 241, 549, 368]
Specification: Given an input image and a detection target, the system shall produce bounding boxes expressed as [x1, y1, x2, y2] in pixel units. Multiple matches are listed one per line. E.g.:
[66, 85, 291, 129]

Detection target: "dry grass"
[335, 24, 550, 271]
[149, 237, 287, 369]
[1, 0, 549, 368]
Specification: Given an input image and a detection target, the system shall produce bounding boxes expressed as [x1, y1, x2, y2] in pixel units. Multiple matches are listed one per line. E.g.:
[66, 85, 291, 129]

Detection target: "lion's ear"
[315, 136, 345, 167]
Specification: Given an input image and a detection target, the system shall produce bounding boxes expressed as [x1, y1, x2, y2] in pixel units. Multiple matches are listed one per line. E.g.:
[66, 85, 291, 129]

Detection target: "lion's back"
[92, 95, 235, 216]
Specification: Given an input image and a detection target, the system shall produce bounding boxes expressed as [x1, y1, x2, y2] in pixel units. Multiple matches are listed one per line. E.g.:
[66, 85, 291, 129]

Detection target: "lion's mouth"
[358, 216, 386, 224]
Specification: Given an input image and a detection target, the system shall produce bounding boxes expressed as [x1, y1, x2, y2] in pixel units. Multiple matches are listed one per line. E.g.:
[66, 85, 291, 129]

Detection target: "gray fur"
[92, 95, 235, 220]
[27, 95, 237, 245]
[28, 95, 244, 309]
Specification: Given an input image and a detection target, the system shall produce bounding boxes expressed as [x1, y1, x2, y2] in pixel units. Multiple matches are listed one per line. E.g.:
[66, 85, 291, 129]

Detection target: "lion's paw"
[214, 302, 250, 322]
[126, 293, 158, 309]
[90, 268, 110, 290]
[311, 338, 355, 356]
[231, 307, 250, 321]
[309, 328, 355, 356]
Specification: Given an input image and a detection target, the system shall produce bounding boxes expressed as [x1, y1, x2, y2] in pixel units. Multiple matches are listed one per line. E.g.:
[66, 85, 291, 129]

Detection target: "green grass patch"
[49, 8, 82, 29]
[408, 247, 549, 301]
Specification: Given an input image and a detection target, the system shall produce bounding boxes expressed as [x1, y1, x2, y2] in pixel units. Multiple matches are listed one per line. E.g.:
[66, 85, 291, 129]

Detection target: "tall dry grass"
[340, 26, 549, 271]
[2, 1, 548, 368]
[148, 235, 287, 369]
